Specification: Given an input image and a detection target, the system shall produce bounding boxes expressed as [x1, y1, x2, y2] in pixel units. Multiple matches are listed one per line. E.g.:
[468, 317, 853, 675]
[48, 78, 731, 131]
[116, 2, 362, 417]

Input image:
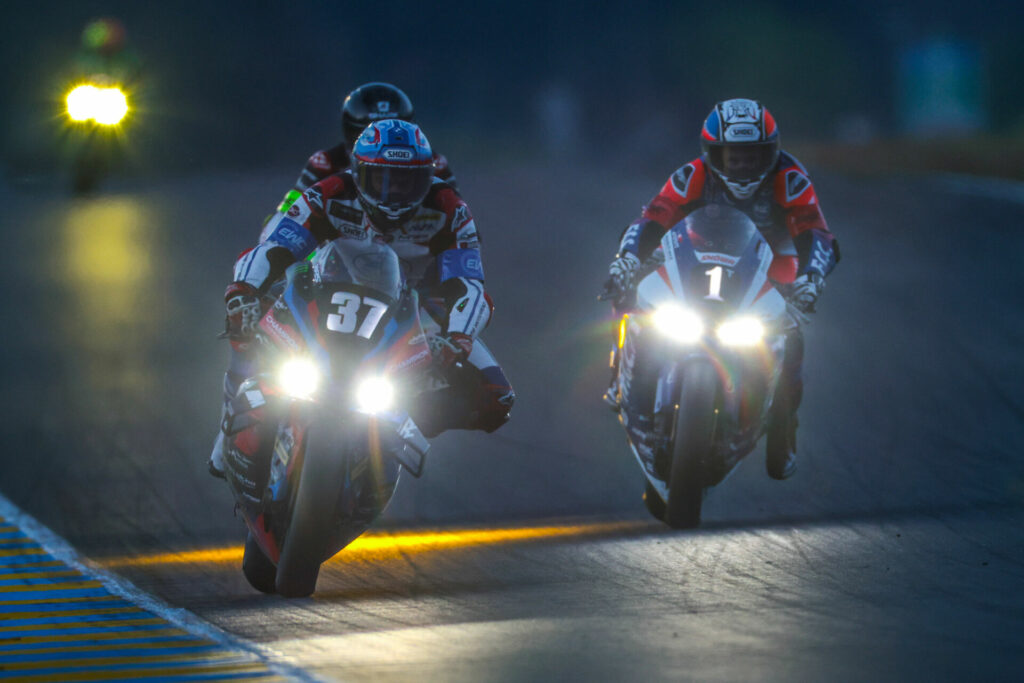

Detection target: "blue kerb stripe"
[0, 636, 201, 652]
[0, 655, 259, 677]
[0, 643, 222, 663]
[0, 611, 160, 627]
[70, 672, 280, 682]
[0, 623, 176, 638]
[0, 599, 132, 613]
[0, 532, 30, 540]
[0, 575, 96, 587]
[0, 588, 112, 601]
[0, 553, 58, 565]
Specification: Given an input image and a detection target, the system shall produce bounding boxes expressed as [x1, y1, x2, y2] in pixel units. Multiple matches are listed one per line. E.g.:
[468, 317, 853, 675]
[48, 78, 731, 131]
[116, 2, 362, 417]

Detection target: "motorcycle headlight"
[67, 85, 99, 121]
[93, 87, 128, 125]
[716, 316, 765, 347]
[651, 304, 704, 343]
[278, 358, 321, 399]
[356, 376, 394, 414]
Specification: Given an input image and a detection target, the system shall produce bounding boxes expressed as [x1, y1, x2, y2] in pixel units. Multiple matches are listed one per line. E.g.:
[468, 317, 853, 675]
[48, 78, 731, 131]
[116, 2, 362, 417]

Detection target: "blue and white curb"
[0, 493, 317, 682]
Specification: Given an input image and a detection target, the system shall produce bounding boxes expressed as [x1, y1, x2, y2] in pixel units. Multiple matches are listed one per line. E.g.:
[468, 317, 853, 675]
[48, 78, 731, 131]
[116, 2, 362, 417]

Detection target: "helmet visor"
[356, 163, 433, 208]
[706, 142, 778, 182]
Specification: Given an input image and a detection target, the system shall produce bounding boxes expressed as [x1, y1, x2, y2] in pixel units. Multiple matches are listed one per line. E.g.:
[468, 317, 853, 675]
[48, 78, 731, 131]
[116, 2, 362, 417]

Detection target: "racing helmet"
[82, 18, 126, 55]
[341, 83, 415, 150]
[352, 120, 434, 231]
[700, 99, 780, 200]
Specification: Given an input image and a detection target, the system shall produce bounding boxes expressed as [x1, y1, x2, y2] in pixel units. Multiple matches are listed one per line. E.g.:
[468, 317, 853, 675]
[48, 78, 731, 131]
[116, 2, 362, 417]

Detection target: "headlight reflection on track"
[98, 521, 647, 568]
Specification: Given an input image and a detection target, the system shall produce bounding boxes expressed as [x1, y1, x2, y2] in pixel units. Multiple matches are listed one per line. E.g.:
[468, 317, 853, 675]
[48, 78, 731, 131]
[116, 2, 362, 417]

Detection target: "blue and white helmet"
[701, 99, 780, 200]
[352, 119, 434, 230]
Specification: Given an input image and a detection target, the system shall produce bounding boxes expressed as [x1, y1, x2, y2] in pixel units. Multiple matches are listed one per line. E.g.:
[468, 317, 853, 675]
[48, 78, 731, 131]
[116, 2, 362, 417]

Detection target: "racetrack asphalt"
[1, 159, 1022, 681]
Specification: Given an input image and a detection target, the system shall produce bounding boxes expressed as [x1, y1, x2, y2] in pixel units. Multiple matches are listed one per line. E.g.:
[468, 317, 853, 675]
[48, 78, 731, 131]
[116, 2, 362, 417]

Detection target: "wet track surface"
[2, 162, 1023, 680]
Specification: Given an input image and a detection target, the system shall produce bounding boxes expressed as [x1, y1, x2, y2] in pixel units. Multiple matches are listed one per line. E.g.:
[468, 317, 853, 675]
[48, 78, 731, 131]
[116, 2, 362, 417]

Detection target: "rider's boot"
[766, 327, 803, 480]
[208, 424, 227, 479]
[208, 349, 254, 479]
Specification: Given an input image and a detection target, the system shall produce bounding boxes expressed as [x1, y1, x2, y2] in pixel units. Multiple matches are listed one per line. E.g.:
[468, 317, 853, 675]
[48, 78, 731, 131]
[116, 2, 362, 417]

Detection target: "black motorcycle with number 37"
[221, 242, 433, 597]
[605, 205, 795, 528]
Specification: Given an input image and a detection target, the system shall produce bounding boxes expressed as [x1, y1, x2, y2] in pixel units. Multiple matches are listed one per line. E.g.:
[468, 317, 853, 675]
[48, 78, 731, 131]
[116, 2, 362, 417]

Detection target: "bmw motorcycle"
[606, 205, 794, 529]
[221, 241, 432, 597]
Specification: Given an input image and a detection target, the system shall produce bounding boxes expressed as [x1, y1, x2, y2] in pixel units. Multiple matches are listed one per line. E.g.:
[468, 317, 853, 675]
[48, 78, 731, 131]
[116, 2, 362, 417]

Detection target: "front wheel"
[241, 532, 277, 594]
[664, 360, 718, 529]
[275, 421, 349, 597]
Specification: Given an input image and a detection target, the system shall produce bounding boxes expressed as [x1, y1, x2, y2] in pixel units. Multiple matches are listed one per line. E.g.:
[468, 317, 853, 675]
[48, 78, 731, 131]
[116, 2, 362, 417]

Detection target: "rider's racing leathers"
[610, 150, 839, 475]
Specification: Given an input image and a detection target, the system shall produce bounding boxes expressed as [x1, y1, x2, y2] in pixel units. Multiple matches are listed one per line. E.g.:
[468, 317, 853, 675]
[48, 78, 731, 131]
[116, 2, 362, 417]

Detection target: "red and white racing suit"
[618, 150, 838, 282]
[231, 170, 512, 436]
[615, 151, 840, 428]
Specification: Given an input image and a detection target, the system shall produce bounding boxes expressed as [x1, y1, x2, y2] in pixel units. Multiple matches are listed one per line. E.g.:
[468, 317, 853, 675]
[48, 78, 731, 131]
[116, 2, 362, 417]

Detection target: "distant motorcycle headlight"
[67, 85, 99, 121]
[356, 376, 394, 414]
[93, 87, 128, 125]
[279, 358, 321, 399]
[716, 316, 765, 347]
[651, 304, 704, 343]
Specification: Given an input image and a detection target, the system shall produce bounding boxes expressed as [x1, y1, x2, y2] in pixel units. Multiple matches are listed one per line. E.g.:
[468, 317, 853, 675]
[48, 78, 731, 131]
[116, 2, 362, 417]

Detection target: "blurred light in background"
[60, 197, 162, 399]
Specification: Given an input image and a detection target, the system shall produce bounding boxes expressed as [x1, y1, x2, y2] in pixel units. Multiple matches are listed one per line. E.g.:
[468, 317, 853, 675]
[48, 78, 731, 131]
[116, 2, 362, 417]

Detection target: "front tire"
[241, 532, 277, 594]
[275, 421, 349, 598]
[664, 360, 718, 529]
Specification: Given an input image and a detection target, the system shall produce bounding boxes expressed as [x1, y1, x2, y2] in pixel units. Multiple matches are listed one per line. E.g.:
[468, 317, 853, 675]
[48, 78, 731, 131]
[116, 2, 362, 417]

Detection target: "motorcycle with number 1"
[604, 205, 795, 528]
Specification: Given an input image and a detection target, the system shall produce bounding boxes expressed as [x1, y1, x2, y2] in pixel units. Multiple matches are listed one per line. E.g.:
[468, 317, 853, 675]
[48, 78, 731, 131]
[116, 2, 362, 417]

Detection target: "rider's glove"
[605, 252, 641, 296]
[433, 332, 473, 369]
[789, 273, 825, 313]
[224, 282, 263, 343]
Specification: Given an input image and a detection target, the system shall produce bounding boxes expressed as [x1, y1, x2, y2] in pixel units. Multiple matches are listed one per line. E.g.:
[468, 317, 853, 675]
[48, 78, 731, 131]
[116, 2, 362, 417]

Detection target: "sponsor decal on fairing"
[697, 252, 741, 267]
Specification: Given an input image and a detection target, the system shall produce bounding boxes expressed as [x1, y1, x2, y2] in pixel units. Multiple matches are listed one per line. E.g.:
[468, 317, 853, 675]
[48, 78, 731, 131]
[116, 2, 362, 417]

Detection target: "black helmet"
[341, 83, 415, 150]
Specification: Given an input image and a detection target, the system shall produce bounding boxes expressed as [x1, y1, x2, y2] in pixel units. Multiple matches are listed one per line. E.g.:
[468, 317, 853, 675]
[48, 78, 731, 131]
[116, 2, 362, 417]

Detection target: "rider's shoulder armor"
[772, 151, 817, 208]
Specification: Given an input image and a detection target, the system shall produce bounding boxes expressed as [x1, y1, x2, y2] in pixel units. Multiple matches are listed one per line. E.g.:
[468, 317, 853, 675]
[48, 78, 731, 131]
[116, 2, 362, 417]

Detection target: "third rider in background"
[603, 98, 839, 480]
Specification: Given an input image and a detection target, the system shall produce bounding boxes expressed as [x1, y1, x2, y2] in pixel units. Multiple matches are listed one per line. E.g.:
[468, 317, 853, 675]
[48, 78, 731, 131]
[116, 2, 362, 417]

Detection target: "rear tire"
[664, 360, 718, 529]
[241, 532, 277, 594]
[275, 421, 349, 598]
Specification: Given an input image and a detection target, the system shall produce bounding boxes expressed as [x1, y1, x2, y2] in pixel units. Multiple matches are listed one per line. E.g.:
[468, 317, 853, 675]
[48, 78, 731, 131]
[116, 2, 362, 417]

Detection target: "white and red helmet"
[701, 99, 780, 200]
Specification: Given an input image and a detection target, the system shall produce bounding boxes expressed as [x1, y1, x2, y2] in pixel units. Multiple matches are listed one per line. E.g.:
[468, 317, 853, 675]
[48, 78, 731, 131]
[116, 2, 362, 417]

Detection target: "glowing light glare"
[716, 316, 766, 347]
[93, 87, 128, 125]
[65, 85, 128, 124]
[66, 85, 99, 121]
[279, 358, 321, 399]
[97, 520, 646, 568]
[356, 376, 394, 414]
[651, 304, 704, 343]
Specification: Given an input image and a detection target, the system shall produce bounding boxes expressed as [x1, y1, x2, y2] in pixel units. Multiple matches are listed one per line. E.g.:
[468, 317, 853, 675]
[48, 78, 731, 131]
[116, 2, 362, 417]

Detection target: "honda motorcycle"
[221, 242, 432, 597]
[606, 205, 793, 529]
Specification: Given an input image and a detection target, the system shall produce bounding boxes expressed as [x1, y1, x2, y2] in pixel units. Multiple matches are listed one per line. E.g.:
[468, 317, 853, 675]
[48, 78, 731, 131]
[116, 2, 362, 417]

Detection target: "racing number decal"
[705, 266, 725, 301]
[326, 292, 388, 339]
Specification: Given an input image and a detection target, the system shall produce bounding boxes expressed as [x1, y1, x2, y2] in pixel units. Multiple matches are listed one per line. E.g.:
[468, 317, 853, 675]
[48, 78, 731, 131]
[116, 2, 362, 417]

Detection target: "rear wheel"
[241, 532, 277, 594]
[664, 360, 718, 529]
[275, 421, 349, 597]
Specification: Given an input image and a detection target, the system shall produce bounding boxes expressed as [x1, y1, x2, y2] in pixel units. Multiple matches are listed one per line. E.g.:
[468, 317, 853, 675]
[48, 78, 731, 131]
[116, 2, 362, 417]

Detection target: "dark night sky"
[3, 1, 1022, 175]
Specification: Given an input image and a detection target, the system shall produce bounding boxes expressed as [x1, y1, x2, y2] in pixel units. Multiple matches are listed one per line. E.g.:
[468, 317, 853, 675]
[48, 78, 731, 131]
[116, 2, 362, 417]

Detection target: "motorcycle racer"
[210, 119, 512, 477]
[604, 98, 839, 480]
[274, 82, 457, 218]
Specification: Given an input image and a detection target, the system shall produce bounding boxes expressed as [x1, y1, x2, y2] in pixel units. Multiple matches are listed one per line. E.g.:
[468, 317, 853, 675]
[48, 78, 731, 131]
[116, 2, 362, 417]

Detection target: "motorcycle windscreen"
[666, 205, 774, 312]
[312, 240, 403, 301]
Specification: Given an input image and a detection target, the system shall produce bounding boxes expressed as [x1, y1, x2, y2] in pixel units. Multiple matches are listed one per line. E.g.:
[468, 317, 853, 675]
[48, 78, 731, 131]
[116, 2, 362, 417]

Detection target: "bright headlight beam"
[279, 358, 321, 399]
[67, 85, 99, 121]
[356, 376, 394, 414]
[651, 304, 704, 343]
[93, 87, 128, 125]
[716, 316, 765, 347]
